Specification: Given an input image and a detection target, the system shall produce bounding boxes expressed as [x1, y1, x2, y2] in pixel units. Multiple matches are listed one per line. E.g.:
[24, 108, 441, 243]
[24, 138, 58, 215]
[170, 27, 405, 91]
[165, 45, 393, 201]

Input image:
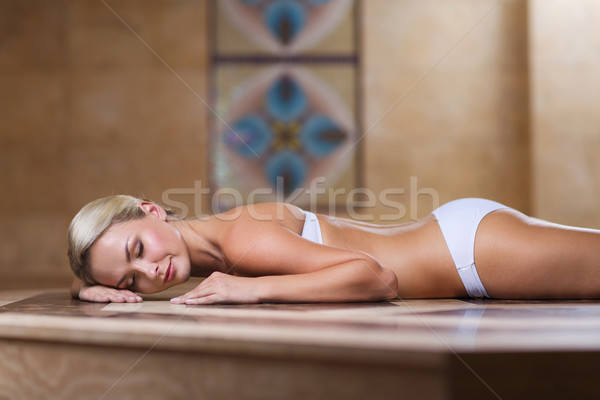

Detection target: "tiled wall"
[364, 0, 530, 219]
[0, 0, 210, 288]
[0, 0, 598, 289]
[529, 0, 600, 227]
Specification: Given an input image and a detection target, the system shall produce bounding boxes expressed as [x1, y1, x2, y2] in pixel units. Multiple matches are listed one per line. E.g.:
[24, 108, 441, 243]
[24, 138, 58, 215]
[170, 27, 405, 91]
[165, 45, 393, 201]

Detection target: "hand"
[170, 272, 260, 305]
[78, 284, 143, 303]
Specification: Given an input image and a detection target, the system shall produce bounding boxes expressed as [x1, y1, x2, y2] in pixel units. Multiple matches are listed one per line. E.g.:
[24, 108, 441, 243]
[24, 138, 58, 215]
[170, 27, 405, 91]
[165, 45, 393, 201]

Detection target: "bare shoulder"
[217, 202, 307, 266]
[215, 202, 373, 276]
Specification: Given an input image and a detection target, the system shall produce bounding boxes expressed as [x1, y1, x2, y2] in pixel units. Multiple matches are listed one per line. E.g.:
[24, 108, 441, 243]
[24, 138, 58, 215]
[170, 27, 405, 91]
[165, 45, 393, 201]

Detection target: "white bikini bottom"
[301, 211, 323, 244]
[432, 198, 509, 299]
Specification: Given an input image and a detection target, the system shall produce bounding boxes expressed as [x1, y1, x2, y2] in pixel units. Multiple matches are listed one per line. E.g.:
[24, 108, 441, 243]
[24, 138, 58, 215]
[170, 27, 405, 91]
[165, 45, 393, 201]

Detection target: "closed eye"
[138, 240, 144, 258]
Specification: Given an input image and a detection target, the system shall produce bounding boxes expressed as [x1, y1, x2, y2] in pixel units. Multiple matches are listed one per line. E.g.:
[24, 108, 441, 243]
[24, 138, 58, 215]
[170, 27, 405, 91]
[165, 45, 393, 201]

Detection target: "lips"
[163, 259, 174, 284]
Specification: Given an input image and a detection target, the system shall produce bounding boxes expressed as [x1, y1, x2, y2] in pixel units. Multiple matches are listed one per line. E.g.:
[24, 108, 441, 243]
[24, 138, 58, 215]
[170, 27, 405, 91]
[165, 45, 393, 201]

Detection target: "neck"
[169, 217, 227, 277]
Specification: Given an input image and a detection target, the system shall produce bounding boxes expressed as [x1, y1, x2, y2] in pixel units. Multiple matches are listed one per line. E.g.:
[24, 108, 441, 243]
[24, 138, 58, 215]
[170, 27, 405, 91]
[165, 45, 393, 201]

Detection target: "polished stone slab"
[2, 290, 600, 399]
[2, 291, 600, 354]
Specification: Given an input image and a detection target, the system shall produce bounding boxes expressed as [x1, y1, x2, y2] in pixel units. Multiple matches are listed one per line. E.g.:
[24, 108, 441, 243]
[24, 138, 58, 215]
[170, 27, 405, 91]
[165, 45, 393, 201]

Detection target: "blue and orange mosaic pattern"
[210, 0, 361, 210]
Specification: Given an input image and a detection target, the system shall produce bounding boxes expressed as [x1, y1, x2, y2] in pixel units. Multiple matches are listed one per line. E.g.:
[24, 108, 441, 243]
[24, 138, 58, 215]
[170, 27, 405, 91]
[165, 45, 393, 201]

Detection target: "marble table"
[1, 287, 600, 399]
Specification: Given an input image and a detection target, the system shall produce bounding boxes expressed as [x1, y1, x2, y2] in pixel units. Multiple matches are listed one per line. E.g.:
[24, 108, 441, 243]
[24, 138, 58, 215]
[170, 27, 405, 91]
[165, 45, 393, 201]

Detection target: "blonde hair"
[67, 195, 147, 285]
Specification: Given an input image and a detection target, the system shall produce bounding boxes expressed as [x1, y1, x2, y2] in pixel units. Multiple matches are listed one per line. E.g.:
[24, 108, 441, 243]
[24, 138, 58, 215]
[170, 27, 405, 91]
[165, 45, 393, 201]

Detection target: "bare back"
[213, 202, 467, 298]
[316, 213, 466, 298]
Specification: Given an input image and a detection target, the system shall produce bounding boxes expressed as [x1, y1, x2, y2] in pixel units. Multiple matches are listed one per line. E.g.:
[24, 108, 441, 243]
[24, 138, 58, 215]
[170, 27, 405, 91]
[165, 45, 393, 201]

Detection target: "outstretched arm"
[172, 260, 398, 305]
[171, 219, 399, 304]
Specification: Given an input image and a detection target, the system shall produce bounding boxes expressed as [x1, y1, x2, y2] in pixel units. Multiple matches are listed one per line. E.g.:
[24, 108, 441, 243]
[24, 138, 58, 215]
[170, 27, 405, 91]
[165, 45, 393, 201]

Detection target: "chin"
[175, 263, 191, 283]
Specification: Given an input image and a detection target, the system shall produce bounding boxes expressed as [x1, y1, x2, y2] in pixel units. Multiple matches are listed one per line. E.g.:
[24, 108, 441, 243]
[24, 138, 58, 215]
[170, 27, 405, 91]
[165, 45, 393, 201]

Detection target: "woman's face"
[89, 210, 191, 294]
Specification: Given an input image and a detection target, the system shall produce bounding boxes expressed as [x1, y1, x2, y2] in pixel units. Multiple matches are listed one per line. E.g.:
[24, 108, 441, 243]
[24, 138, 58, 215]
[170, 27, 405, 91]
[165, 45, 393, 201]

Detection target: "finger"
[124, 296, 143, 303]
[121, 291, 143, 302]
[183, 294, 221, 305]
[110, 295, 142, 303]
[119, 289, 140, 298]
[171, 292, 201, 304]
[171, 292, 209, 304]
[104, 289, 142, 303]
[171, 286, 214, 304]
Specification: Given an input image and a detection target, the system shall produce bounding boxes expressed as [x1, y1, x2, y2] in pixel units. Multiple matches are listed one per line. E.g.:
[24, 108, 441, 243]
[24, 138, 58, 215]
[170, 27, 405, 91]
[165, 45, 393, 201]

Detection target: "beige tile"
[0, 141, 67, 215]
[364, 0, 527, 72]
[0, 72, 66, 145]
[146, 0, 209, 69]
[67, 0, 156, 69]
[531, 68, 600, 226]
[68, 0, 208, 70]
[530, 0, 600, 69]
[365, 136, 530, 222]
[64, 143, 149, 213]
[529, 1, 600, 227]
[422, 137, 530, 212]
[531, 70, 600, 140]
[365, 69, 528, 143]
[0, 0, 66, 71]
[532, 131, 600, 228]
[69, 70, 207, 145]
[363, 68, 529, 220]
[363, 0, 530, 221]
[65, 143, 207, 216]
[0, 215, 71, 290]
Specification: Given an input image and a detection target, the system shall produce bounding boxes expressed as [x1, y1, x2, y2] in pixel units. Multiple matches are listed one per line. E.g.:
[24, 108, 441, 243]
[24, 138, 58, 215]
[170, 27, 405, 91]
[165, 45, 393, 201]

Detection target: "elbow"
[378, 267, 399, 300]
[358, 257, 398, 301]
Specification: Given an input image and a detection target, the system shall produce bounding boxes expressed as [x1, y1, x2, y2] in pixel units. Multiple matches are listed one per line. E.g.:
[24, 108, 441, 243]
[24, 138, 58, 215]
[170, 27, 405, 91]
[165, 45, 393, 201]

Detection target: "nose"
[136, 262, 159, 280]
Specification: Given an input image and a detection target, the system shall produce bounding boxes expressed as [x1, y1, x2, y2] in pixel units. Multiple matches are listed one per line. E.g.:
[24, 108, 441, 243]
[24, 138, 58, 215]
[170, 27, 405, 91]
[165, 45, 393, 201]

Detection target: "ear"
[139, 202, 168, 220]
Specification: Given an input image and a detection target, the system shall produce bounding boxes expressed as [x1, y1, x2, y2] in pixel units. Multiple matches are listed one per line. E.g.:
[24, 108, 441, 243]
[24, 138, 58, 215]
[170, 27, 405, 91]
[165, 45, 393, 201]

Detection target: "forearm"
[256, 260, 399, 303]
